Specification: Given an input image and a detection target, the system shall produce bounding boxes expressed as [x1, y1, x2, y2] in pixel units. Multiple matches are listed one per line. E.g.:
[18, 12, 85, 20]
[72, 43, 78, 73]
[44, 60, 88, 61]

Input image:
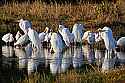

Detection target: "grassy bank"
[0, 1, 119, 32]
[17, 66, 125, 83]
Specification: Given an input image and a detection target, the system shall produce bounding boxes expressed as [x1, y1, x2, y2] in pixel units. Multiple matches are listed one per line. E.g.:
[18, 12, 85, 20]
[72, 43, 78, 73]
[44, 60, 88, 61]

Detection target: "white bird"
[28, 28, 41, 49]
[117, 37, 125, 47]
[82, 31, 95, 45]
[39, 32, 46, 43]
[116, 37, 125, 64]
[14, 34, 29, 48]
[50, 33, 64, 53]
[72, 23, 85, 44]
[2, 33, 14, 45]
[18, 19, 32, 34]
[98, 27, 116, 50]
[58, 24, 71, 47]
[15, 31, 22, 41]
[44, 27, 52, 43]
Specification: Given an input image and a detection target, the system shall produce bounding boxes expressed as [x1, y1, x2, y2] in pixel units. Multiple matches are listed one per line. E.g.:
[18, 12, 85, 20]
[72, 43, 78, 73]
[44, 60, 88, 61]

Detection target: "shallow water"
[1, 24, 125, 82]
[1, 45, 125, 79]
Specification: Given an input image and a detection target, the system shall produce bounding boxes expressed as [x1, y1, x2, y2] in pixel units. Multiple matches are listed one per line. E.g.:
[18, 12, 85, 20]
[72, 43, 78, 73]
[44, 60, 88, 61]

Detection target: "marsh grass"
[0, 1, 119, 32]
[15, 66, 125, 83]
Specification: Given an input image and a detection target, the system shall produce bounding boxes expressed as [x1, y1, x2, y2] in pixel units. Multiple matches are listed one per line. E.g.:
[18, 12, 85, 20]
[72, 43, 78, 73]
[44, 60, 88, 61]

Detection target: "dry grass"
[16, 66, 125, 83]
[0, 1, 119, 32]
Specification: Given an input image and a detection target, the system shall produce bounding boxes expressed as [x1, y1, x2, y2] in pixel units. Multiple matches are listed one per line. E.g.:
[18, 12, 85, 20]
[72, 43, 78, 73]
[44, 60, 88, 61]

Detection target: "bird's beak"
[44, 29, 47, 32]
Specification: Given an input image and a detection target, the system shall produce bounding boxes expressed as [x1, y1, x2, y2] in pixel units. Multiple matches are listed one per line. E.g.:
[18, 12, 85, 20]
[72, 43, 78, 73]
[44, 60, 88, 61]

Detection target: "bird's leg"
[6, 42, 7, 46]
[9, 42, 10, 46]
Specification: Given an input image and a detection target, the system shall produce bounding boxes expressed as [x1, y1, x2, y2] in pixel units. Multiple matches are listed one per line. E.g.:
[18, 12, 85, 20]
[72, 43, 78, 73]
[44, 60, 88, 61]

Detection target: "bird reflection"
[50, 52, 62, 75]
[102, 50, 116, 72]
[61, 47, 72, 72]
[43, 48, 51, 68]
[27, 48, 45, 75]
[72, 46, 83, 68]
[14, 48, 28, 69]
[116, 51, 125, 65]
[95, 49, 105, 67]
[2, 46, 14, 57]
[82, 45, 95, 64]
[1, 46, 15, 68]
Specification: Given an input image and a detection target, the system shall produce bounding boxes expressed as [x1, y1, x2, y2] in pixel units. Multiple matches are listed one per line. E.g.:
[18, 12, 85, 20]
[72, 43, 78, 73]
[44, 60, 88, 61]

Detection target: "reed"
[16, 66, 125, 83]
[0, 1, 119, 32]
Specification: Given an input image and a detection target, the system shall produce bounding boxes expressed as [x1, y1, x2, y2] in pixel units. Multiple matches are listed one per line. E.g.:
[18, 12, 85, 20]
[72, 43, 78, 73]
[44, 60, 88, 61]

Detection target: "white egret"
[28, 28, 41, 49]
[117, 37, 125, 48]
[58, 24, 71, 47]
[82, 31, 95, 45]
[98, 27, 116, 50]
[72, 23, 85, 45]
[15, 31, 22, 41]
[14, 34, 29, 48]
[18, 19, 32, 34]
[116, 37, 125, 64]
[44, 27, 52, 47]
[50, 33, 64, 53]
[2, 33, 14, 46]
[39, 32, 46, 43]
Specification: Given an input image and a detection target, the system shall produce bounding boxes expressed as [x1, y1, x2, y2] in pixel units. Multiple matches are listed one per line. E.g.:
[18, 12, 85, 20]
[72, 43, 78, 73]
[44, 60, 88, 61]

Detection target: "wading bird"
[28, 28, 41, 50]
[50, 33, 64, 53]
[116, 37, 125, 51]
[72, 23, 85, 45]
[18, 19, 32, 34]
[82, 31, 95, 45]
[2, 33, 14, 46]
[14, 34, 29, 48]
